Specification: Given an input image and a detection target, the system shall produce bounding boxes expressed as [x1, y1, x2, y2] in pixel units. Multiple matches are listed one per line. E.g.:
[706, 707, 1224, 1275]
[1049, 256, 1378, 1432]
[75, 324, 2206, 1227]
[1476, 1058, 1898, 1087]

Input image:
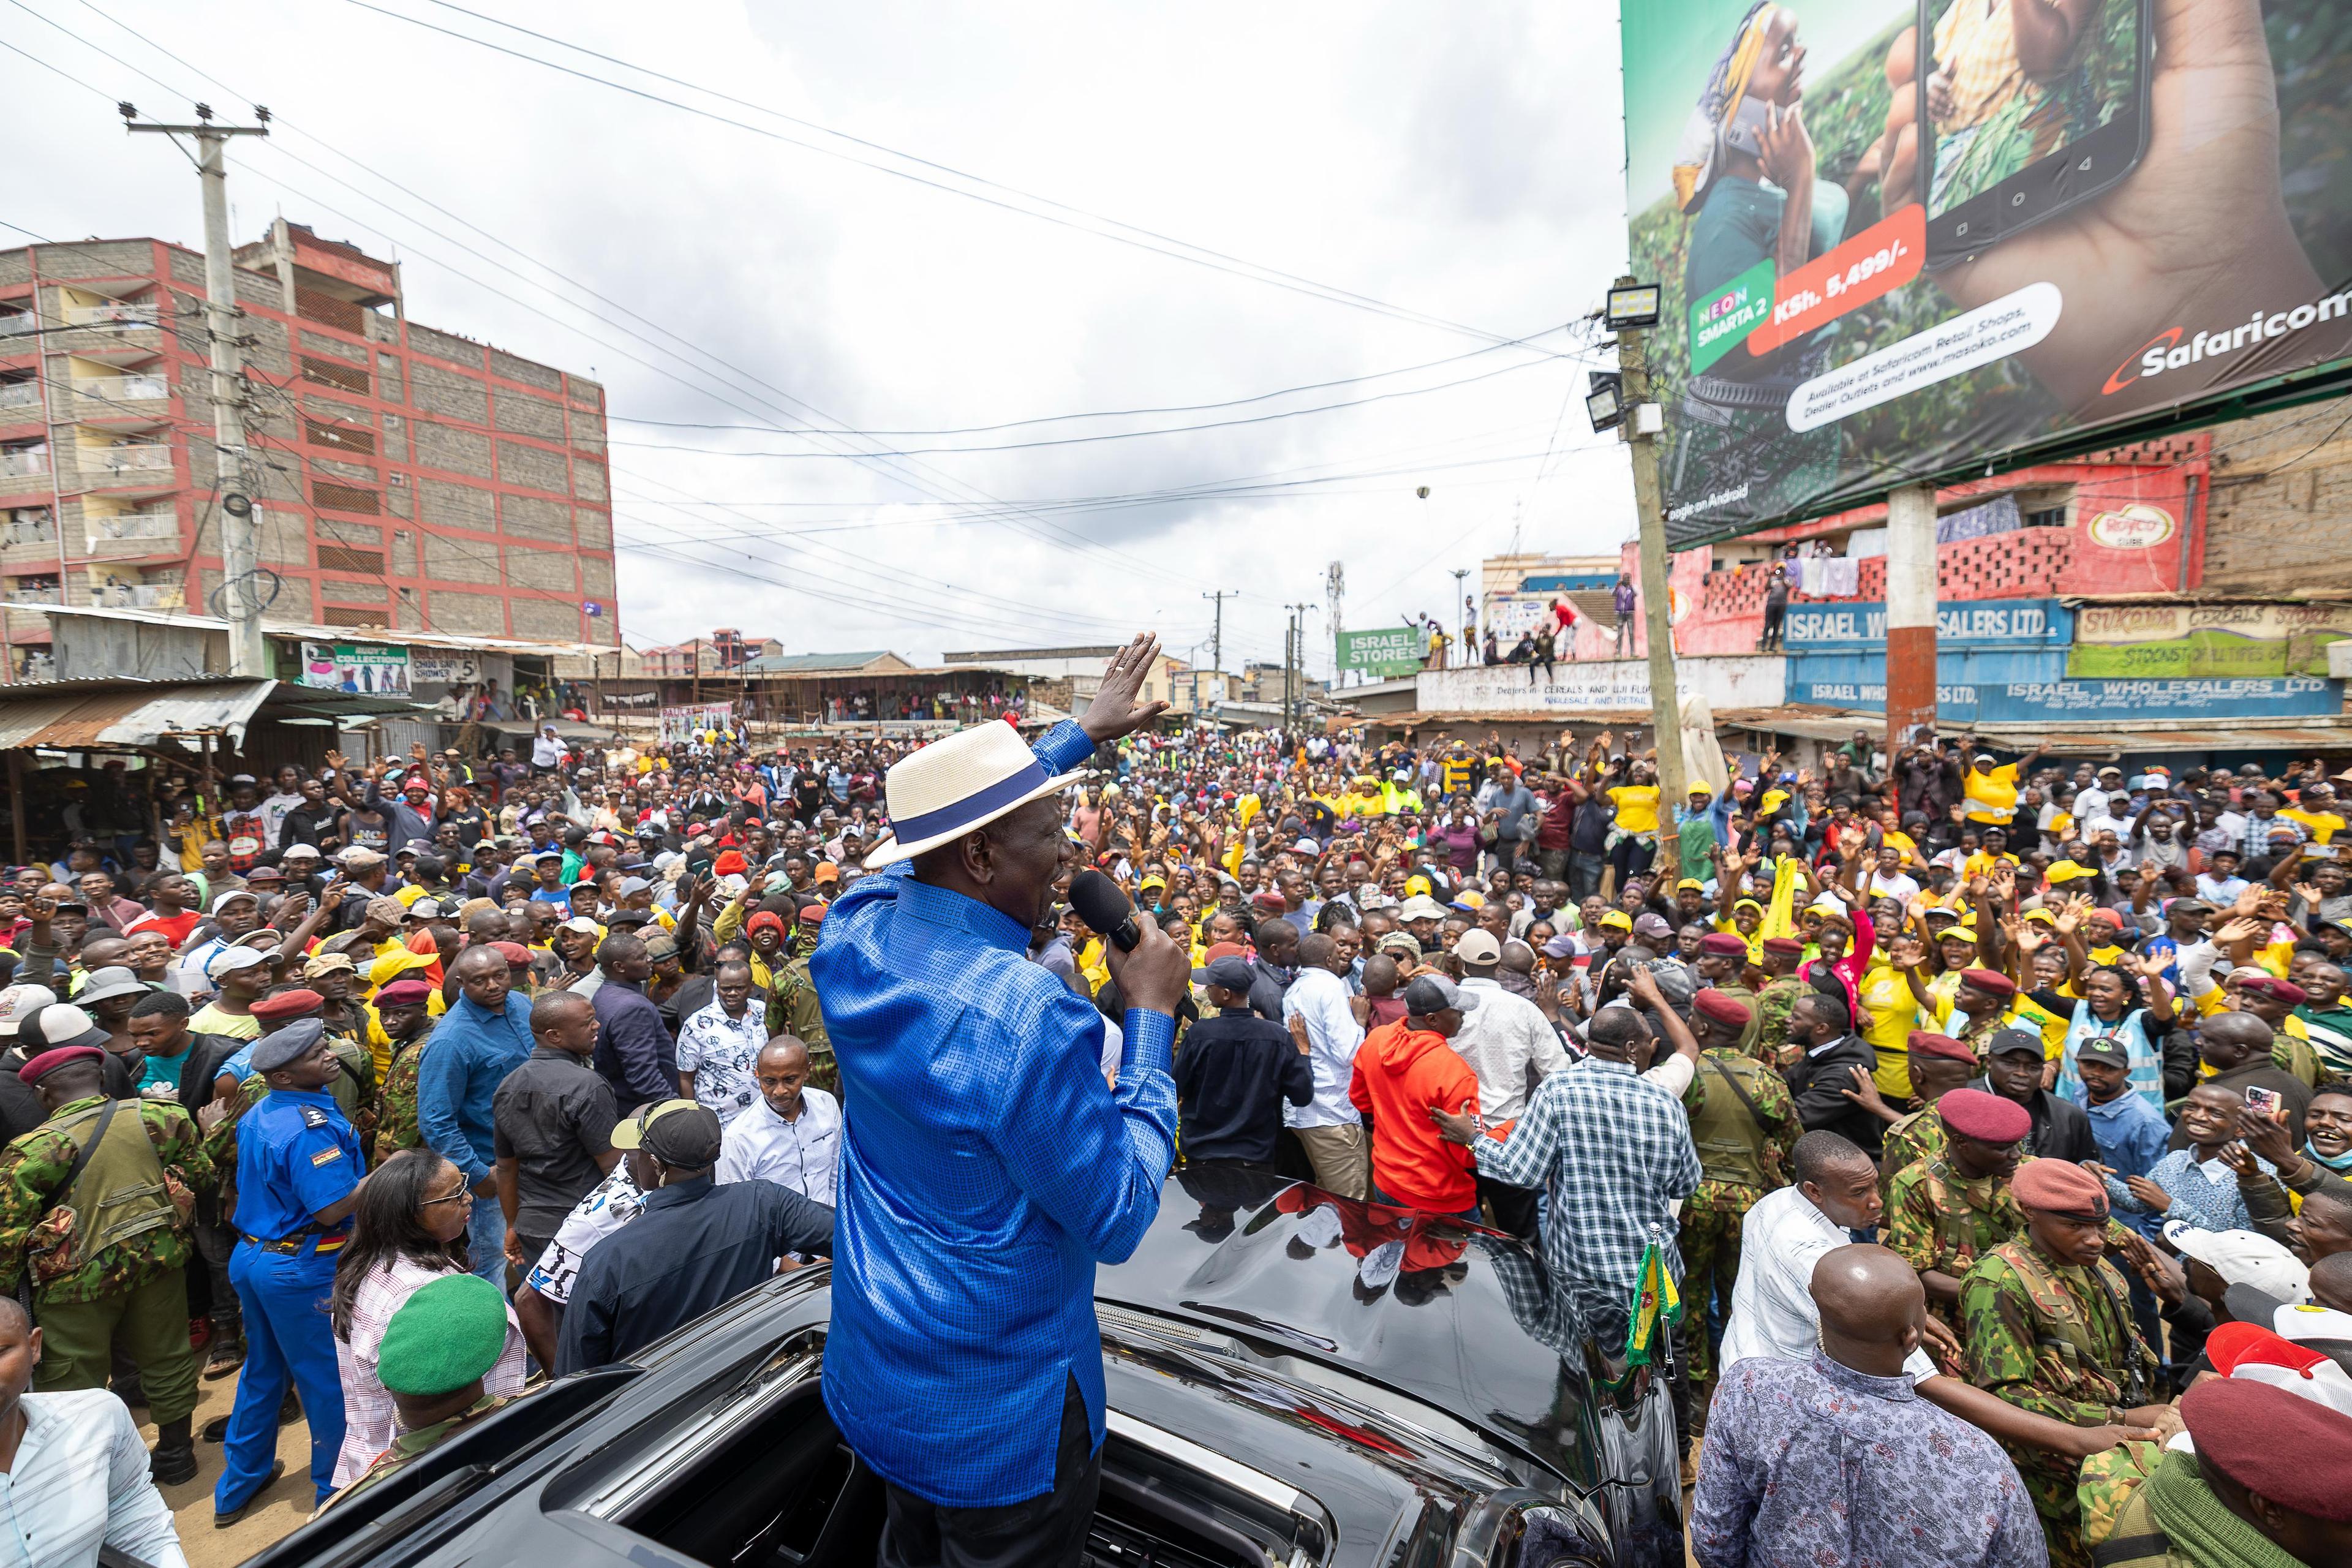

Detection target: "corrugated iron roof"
[0, 678, 274, 749]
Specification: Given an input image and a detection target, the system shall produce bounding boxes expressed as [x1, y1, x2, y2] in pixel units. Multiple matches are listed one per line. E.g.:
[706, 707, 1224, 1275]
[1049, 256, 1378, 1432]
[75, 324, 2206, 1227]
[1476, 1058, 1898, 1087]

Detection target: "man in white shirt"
[1450, 930, 1570, 1237]
[1279, 933, 1368, 1199]
[0, 1299, 187, 1567]
[717, 1037, 842, 1206]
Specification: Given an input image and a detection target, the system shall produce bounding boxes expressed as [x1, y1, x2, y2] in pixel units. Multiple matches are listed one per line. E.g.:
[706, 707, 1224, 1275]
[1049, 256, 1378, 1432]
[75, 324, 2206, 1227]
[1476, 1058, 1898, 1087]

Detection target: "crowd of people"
[0, 657, 2349, 1566]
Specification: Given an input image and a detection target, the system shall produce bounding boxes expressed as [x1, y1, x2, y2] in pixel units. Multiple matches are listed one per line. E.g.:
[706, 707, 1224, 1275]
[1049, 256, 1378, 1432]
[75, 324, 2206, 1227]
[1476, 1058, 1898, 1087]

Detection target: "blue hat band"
[888, 758, 1052, 845]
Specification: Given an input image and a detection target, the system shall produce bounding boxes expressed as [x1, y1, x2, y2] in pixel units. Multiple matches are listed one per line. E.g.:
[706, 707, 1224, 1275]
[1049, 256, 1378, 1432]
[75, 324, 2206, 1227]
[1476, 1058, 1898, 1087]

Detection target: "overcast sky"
[5, 0, 1638, 675]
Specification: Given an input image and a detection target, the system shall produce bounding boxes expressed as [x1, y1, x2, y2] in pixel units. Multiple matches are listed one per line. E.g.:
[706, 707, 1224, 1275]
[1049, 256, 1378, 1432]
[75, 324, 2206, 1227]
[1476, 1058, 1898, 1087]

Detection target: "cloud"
[3, 0, 1639, 672]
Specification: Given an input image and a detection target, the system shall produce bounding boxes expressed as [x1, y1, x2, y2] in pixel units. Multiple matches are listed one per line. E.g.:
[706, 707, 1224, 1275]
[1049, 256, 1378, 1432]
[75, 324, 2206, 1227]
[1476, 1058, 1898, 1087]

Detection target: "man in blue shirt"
[417, 946, 534, 1284]
[810, 633, 1191, 1568]
[216, 1019, 363, 1523]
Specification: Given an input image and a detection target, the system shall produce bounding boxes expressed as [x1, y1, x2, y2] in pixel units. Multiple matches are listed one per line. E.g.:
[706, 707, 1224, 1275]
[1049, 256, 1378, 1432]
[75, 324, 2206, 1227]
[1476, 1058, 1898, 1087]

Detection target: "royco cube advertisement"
[1623, 0, 2352, 547]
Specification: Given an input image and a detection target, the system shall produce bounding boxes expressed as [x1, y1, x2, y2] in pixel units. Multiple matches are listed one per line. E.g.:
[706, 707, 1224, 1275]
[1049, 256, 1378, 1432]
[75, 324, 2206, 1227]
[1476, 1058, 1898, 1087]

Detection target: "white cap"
[0, 984, 57, 1036]
[2164, 1221, 2311, 1301]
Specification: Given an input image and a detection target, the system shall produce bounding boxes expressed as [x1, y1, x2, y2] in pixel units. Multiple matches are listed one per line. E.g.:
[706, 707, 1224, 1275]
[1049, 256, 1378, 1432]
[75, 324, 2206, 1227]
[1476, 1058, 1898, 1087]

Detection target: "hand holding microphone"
[1072, 869, 1189, 1016]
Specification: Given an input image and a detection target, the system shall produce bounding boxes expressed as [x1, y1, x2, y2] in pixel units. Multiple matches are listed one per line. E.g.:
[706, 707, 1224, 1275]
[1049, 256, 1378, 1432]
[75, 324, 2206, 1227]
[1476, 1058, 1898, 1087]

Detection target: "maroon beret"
[2241, 974, 2310, 1005]
[1906, 1030, 1978, 1066]
[248, 989, 325, 1022]
[2009, 1156, 2109, 1217]
[373, 979, 434, 1008]
[1958, 967, 2017, 998]
[1698, 933, 1751, 957]
[2182, 1377, 2352, 1521]
[1934, 1087, 2031, 1144]
[1760, 937, 1805, 957]
[18, 1044, 104, 1085]
[489, 941, 532, 965]
[1693, 989, 1754, 1028]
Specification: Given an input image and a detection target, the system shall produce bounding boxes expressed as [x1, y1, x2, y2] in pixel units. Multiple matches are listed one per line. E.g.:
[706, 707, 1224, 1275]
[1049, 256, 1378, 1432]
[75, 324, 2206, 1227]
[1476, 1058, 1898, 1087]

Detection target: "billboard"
[1336, 627, 1424, 678]
[1624, 0, 2352, 546]
[298, 641, 410, 696]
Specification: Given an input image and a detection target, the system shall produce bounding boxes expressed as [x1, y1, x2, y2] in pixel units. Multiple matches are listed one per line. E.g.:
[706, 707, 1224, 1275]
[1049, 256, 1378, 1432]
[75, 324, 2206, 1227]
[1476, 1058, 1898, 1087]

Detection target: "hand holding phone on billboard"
[1929, 0, 2352, 416]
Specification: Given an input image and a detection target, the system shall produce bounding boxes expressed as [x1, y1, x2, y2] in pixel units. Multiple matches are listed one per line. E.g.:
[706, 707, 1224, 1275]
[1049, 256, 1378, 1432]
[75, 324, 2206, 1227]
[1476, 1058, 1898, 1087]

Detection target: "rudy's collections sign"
[297, 641, 410, 696]
[2067, 601, 2352, 679]
[1337, 627, 1424, 678]
[1623, 1, 2352, 546]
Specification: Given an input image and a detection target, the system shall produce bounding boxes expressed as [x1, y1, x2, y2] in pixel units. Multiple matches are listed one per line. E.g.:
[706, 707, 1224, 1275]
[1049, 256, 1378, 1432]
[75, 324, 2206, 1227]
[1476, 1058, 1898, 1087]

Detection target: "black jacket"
[1782, 1033, 1883, 1153]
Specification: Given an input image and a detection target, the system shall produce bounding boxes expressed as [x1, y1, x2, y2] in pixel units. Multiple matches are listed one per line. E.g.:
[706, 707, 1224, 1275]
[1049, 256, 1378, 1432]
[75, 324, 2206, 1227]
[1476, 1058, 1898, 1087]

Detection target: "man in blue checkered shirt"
[809, 636, 1193, 1568]
[1432, 967, 1702, 1328]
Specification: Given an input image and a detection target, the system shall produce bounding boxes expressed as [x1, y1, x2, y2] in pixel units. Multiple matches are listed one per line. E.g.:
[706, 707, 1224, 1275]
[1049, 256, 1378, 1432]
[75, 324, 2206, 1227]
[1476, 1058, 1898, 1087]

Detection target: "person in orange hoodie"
[1349, 973, 1485, 1220]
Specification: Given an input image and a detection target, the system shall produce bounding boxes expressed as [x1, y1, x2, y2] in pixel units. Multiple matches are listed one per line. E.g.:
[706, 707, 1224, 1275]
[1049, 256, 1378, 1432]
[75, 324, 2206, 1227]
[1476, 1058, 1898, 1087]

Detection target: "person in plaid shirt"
[1431, 966, 1701, 1337]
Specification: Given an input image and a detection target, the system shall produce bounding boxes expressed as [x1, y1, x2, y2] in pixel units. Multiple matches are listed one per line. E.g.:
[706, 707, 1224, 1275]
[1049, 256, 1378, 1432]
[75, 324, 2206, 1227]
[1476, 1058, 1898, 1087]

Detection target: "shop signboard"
[297, 641, 410, 696]
[2065, 601, 2352, 679]
[1337, 627, 1424, 679]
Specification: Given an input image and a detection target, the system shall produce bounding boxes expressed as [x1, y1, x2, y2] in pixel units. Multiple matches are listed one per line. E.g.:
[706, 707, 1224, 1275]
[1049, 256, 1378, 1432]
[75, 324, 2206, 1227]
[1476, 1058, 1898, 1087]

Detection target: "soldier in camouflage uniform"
[1676, 986, 1796, 1403]
[0, 1041, 213, 1482]
[1867, 1032, 1980, 1201]
[772, 947, 835, 1099]
[1751, 938, 1807, 1066]
[1888, 1097, 2032, 1357]
[2076, 1436, 2164, 1549]
[368, 980, 439, 1166]
[1961, 1158, 2169, 1568]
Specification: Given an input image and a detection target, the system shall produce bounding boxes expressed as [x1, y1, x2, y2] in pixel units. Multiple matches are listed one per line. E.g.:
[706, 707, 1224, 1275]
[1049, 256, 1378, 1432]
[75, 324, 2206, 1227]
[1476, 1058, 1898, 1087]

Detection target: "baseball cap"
[1985, 1027, 2046, 1060]
[2075, 1035, 2132, 1069]
[2165, 1221, 2310, 1301]
[282, 843, 322, 861]
[1201, 954, 1256, 992]
[559, 916, 601, 936]
[18, 1003, 109, 1054]
[208, 946, 269, 979]
[610, 1098, 723, 1167]
[1454, 929, 1502, 966]
[1599, 910, 1633, 932]
[0, 984, 56, 1037]
[1401, 973, 1479, 1016]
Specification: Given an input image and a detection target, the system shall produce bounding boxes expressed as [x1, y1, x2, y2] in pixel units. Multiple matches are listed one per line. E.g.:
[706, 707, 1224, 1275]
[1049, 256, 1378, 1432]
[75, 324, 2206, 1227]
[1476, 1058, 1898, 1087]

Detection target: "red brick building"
[0, 221, 618, 677]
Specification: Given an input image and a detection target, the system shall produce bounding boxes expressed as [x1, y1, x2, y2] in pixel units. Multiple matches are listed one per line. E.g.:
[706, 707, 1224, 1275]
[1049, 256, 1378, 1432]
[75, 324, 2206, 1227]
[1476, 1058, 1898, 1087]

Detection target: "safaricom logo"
[2104, 288, 2352, 395]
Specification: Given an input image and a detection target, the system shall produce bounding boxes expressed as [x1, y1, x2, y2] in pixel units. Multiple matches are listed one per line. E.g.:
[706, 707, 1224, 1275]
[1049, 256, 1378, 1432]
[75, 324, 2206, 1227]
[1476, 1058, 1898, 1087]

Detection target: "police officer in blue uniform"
[214, 1018, 363, 1525]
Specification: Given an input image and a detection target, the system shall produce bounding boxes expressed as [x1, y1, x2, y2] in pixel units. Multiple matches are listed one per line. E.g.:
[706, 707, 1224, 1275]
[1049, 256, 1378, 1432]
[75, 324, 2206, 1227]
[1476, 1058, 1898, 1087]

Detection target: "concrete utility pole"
[1884, 483, 1939, 756]
[1325, 560, 1344, 687]
[1199, 589, 1233, 681]
[127, 104, 271, 678]
[1613, 274, 1689, 878]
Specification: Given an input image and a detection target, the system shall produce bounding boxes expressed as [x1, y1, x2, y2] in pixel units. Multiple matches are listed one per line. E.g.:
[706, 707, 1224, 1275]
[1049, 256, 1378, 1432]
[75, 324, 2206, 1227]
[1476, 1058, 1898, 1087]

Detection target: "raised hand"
[1080, 633, 1175, 745]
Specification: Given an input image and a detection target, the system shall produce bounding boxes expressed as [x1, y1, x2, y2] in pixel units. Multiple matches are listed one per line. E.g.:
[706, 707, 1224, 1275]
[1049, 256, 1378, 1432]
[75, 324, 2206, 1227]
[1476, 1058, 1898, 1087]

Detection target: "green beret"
[377, 1273, 508, 1396]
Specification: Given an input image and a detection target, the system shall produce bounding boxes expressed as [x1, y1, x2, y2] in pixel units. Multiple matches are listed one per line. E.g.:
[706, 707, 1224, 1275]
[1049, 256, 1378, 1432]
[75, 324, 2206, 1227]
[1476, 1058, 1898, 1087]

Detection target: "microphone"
[1069, 869, 1142, 952]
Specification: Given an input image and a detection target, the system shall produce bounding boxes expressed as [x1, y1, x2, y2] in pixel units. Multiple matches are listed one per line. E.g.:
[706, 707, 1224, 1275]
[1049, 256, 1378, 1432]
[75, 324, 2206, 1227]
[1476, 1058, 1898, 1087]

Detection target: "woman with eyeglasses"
[327, 1148, 527, 1488]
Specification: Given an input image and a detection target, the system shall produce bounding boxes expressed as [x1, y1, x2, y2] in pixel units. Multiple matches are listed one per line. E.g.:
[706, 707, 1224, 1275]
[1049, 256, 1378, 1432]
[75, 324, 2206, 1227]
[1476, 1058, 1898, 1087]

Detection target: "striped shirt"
[0, 1390, 186, 1568]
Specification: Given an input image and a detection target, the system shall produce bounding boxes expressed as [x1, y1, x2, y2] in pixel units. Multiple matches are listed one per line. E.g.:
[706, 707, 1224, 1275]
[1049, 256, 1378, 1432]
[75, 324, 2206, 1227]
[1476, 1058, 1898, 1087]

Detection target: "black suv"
[250, 1166, 1681, 1568]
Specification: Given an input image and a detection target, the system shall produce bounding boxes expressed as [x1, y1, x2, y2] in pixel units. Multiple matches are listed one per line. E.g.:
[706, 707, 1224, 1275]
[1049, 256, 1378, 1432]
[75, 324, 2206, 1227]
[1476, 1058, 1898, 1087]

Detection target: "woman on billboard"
[1668, 4, 1853, 524]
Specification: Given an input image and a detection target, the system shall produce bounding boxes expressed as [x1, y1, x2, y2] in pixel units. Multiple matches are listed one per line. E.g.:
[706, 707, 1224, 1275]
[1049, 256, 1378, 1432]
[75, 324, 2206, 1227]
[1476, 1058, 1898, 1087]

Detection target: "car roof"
[1095, 1163, 1637, 1488]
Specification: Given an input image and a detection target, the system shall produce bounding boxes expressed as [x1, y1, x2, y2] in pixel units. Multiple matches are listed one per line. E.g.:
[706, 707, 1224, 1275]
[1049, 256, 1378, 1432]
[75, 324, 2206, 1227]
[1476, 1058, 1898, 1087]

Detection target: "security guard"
[0, 1030, 211, 1484]
[1885, 1087, 2028, 1332]
[1675, 988, 1796, 1409]
[214, 1017, 363, 1526]
[1959, 1157, 2169, 1568]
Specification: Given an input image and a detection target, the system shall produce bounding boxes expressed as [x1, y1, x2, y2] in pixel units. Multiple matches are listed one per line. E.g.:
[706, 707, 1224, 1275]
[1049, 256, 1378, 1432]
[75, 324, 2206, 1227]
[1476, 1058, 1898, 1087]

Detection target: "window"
[313, 481, 382, 516]
[318, 545, 388, 575]
[300, 356, 369, 396]
[306, 418, 377, 457]
[2024, 506, 2068, 529]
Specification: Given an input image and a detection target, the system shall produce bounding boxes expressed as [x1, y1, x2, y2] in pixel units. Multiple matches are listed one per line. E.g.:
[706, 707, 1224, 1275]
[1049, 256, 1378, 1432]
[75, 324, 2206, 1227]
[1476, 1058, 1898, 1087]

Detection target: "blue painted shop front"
[1780, 598, 2345, 726]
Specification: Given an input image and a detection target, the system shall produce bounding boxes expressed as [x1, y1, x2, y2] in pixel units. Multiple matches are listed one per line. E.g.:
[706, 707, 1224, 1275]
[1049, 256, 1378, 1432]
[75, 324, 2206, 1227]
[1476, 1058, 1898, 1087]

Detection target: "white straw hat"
[863, 723, 1085, 869]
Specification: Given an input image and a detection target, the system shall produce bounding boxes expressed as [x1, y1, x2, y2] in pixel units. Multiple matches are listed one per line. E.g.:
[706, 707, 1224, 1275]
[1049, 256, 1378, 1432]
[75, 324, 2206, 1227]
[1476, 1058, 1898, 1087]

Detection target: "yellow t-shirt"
[1607, 785, 1662, 836]
[189, 1003, 260, 1041]
[1857, 961, 1923, 1098]
[1962, 851, 2019, 880]
[1963, 763, 2022, 824]
[2282, 807, 2344, 846]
